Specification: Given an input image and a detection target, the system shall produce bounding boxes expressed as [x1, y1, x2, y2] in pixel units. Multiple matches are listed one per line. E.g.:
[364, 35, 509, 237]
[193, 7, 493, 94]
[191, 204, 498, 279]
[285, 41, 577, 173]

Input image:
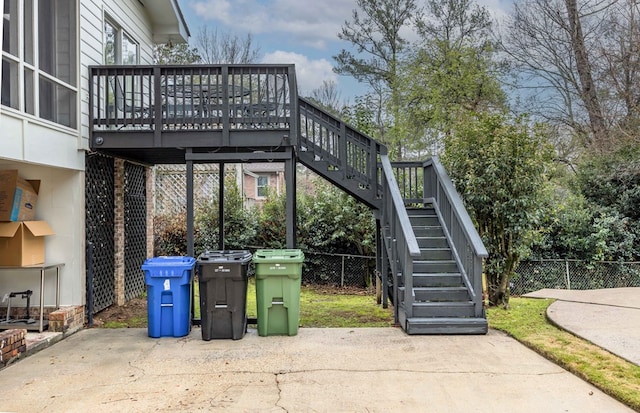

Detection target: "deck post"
[218, 162, 225, 250]
[186, 150, 194, 258]
[285, 147, 296, 248]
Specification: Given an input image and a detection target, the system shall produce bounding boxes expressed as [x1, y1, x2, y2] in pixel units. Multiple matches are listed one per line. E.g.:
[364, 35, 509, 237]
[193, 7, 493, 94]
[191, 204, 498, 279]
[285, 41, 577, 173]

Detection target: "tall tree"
[502, 0, 621, 150]
[443, 113, 553, 307]
[599, 0, 640, 139]
[308, 80, 343, 116]
[334, 0, 419, 158]
[397, 0, 505, 156]
[195, 26, 261, 64]
[153, 42, 201, 64]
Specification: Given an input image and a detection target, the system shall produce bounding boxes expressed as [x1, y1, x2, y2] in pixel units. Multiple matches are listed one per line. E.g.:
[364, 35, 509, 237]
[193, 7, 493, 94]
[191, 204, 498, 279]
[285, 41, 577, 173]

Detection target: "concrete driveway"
[0, 326, 634, 412]
[524, 287, 640, 366]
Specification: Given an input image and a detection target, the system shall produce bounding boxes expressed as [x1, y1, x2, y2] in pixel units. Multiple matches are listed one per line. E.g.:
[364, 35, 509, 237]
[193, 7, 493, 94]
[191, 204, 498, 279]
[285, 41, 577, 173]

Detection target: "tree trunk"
[564, 0, 608, 147]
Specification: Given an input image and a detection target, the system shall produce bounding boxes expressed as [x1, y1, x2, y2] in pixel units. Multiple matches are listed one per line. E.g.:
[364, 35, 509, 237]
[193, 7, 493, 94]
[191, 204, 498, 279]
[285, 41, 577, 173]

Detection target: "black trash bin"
[197, 250, 252, 340]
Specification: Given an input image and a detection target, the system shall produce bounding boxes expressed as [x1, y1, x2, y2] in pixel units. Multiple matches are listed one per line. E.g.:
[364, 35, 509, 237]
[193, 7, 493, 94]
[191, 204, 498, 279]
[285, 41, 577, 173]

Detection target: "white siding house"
[0, 0, 187, 322]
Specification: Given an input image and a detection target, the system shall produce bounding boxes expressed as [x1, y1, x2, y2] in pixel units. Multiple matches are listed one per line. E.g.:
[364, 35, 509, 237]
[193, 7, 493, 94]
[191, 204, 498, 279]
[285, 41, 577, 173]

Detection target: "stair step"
[414, 260, 459, 273]
[413, 273, 463, 287]
[412, 301, 475, 318]
[399, 286, 469, 302]
[419, 248, 452, 260]
[409, 216, 440, 226]
[405, 317, 488, 335]
[414, 227, 445, 238]
[414, 286, 469, 302]
[416, 237, 449, 249]
[406, 208, 436, 217]
[413, 226, 445, 237]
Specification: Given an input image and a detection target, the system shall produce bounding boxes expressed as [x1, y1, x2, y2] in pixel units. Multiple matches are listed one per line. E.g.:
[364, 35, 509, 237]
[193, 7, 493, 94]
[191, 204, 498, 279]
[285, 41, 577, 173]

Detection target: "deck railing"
[89, 64, 296, 132]
[297, 97, 382, 207]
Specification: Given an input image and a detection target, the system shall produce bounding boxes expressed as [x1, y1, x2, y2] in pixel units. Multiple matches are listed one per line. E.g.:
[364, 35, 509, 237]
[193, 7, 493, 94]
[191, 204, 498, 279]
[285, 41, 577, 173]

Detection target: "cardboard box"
[0, 221, 54, 266]
[0, 170, 40, 222]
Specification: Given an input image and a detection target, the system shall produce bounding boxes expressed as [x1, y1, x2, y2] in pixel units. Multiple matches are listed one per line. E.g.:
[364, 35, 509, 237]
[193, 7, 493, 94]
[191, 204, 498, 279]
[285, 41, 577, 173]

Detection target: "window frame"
[1, 0, 78, 130]
[256, 175, 269, 198]
[103, 15, 139, 65]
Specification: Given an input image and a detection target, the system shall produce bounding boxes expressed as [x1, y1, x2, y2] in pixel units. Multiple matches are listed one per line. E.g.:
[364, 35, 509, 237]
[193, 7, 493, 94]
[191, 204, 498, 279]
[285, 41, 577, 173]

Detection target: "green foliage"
[400, 43, 505, 139]
[341, 95, 377, 137]
[577, 143, 640, 222]
[195, 177, 258, 253]
[297, 178, 375, 256]
[530, 143, 640, 262]
[154, 175, 375, 258]
[154, 212, 189, 256]
[154, 177, 257, 256]
[252, 190, 287, 249]
[443, 113, 553, 307]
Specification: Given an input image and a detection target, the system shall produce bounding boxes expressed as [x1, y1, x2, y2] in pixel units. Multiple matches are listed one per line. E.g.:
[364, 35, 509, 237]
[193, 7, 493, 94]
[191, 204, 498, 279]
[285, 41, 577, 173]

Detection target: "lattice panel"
[154, 164, 237, 215]
[124, 162, 147, 301]
[85, 153, 115, 313]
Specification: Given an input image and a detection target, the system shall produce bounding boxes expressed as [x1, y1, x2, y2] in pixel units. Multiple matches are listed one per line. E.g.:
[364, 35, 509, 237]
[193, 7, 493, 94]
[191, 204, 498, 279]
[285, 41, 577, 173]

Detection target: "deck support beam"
[285, 147, 297, 248]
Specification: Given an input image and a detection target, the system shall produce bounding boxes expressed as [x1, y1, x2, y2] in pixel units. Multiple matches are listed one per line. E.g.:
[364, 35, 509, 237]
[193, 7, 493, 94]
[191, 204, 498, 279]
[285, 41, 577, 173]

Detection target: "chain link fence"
[511, 260, 640, 295]
[302, 252, 376, 288]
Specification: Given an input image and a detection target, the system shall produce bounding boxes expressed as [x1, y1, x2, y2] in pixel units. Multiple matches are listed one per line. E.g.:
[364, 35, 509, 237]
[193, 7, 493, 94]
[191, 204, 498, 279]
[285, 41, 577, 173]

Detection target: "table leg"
[40, 268, 45, 333]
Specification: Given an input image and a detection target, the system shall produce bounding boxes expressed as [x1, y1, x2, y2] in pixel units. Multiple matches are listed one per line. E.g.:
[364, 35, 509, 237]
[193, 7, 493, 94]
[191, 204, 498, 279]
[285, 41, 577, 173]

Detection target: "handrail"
[423, 156, 487, 257]
[381, 156, 422, 258]
[380, 154, 421, 322]
[297, 97, 382, 208]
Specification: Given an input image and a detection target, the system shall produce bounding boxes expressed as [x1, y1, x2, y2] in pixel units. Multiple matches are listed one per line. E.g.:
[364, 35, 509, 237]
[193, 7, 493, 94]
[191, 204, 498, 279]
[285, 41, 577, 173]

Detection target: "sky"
[177, 0, 512, 104]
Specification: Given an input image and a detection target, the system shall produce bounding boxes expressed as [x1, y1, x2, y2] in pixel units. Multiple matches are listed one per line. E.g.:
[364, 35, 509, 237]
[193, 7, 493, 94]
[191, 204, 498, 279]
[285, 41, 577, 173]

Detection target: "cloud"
[261, 51, 337, 96]
[187, 0, 355, 49]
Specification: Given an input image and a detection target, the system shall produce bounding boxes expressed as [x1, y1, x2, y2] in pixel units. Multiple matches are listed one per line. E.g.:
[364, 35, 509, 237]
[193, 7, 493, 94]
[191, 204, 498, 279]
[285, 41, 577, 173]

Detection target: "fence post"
[341, 255, 345, 287]
[565, 259, 571, 290]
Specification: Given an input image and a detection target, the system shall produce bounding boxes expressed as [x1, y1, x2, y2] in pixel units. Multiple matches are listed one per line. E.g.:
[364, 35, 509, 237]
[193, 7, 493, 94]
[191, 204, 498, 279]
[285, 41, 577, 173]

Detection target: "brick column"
[146, 166, 155, 259]
[114, 159, 125, 305]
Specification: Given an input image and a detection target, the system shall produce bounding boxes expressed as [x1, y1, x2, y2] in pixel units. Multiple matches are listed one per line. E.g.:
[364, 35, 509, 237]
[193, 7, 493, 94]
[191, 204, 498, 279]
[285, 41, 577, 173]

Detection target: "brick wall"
[48, 306, 85, 333]
[146, 166, 155, 258]
[0, 329, 26, 366]
[114, 159, 125, 305]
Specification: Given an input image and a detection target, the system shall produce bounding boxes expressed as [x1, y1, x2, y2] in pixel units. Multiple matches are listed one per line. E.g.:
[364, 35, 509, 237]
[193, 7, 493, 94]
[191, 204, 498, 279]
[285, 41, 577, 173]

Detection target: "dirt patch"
[91, 296, 148, 328]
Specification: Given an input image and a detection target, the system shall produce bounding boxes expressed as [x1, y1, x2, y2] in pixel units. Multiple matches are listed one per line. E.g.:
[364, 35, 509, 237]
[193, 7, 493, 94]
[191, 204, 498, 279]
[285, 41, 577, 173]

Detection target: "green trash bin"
[253, 249, 304, 336]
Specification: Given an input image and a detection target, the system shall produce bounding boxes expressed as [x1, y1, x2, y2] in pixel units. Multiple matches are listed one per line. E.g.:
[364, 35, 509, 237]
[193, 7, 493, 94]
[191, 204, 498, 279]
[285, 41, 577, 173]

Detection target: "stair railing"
[297, 97, 381, 208]
[423, 156, 487, 317]
[380, 155, 422, 323]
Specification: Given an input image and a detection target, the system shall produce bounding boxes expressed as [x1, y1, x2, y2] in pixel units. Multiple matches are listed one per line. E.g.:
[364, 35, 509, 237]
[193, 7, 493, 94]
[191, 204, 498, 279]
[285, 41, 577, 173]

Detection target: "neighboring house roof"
[244, 163, 285, 173]
[141, 0, 190, 43]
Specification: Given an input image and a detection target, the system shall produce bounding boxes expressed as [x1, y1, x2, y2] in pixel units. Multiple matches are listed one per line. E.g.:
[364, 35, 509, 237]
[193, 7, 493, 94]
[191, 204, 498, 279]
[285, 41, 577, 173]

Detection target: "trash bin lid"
[197, 250, 252, 263]
[142, 256, 196, 269]
[252, 249, 304, 263]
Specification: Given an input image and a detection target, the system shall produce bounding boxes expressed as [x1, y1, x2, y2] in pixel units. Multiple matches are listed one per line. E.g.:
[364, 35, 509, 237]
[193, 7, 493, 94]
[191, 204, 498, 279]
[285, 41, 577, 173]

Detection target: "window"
[104, 17, 138, 65]
[1, 0, 77, 128]
[257, 175, 269, 198]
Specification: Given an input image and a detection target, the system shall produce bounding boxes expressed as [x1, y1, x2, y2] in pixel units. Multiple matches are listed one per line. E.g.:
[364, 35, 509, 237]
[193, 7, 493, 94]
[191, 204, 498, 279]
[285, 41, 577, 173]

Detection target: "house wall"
[0, 161, 83, 307]
[243, 171, 285, 203]
[0, 0, 159, 309]
[79, 0, 156, 151]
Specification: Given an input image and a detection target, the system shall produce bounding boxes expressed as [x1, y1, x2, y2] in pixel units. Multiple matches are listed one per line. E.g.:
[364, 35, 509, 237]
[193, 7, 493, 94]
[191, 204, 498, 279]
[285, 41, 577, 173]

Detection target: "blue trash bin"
[141, 256, 196, 338]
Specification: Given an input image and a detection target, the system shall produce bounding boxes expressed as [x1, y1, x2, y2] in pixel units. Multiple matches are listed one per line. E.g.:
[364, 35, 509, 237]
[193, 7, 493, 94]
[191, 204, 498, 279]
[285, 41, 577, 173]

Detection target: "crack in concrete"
[154, 367, 566, 377]
[274, 373, 287, 412]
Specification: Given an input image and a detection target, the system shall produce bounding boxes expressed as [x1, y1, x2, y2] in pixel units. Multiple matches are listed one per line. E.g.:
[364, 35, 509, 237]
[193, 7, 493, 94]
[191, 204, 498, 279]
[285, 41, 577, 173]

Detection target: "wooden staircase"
[297, 97, 487, 334]
[398, 208, 487, 334]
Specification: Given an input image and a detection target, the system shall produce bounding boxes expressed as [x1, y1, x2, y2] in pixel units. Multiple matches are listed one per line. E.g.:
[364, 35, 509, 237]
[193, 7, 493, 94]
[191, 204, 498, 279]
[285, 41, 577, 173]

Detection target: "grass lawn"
[215, 278, 394, 328]
[487, 297, 640, 411]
